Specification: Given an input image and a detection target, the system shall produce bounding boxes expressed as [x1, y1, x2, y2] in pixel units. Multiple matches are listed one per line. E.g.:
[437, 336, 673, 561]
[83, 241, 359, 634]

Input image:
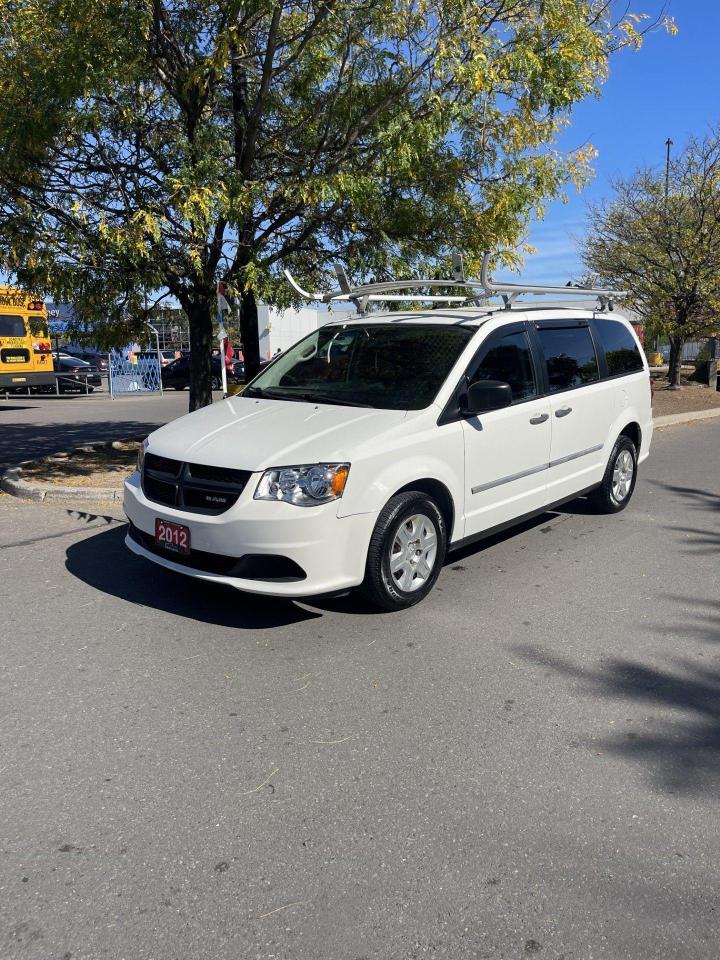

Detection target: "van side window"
[471, 330, 537, 403]
[594, 318, 644, 375]
[537, 326, 599, 392]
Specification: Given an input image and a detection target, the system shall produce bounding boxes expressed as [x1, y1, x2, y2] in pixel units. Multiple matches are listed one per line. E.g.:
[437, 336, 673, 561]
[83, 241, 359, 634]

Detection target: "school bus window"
[28, 317, 48, 337]
[0, 315, 26, 337]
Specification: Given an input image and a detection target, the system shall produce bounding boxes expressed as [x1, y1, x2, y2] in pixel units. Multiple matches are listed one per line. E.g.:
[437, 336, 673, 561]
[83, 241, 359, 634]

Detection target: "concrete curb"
[653, 407, 720, 429]
[0, 439, 140, 503]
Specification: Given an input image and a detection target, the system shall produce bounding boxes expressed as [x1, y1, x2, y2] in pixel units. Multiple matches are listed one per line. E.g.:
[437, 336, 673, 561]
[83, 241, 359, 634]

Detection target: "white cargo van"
[124, 260, 652, 609]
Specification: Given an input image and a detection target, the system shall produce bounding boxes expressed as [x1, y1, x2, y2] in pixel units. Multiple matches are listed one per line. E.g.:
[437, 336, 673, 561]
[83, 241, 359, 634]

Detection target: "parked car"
[161, 354, 191, 390]
[54, 355, 102, 392]
[231, 358, 272, 382]
[161, 354, 242, 391]
[125, 296, 653, 610]
[65, 349, 109, 373]
[136, 349, 176, 368]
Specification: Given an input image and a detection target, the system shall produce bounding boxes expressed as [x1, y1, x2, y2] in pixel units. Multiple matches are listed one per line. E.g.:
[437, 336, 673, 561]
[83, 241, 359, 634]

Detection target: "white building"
[257, 304, 353, 358]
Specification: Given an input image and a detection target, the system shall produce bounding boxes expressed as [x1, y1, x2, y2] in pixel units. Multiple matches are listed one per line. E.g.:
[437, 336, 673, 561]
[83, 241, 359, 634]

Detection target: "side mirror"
[462, 379, 513, 416]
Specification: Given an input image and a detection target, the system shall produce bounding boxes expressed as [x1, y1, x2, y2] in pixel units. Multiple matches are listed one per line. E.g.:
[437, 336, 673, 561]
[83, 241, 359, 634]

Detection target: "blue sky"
[495, 0, 720, 286]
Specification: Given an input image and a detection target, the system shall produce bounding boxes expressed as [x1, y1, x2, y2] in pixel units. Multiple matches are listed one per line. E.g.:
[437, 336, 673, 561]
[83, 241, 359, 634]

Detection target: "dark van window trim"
[534, 319, 591, 330]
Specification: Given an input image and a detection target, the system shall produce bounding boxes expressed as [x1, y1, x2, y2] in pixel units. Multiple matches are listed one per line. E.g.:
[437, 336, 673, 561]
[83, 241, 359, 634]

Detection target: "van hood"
[148, 396, 409, 471]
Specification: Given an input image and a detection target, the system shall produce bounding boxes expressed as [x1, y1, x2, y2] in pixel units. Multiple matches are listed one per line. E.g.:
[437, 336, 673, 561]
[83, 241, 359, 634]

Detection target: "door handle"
[555, 406, 573, 418]
[529, 413, 549, 425]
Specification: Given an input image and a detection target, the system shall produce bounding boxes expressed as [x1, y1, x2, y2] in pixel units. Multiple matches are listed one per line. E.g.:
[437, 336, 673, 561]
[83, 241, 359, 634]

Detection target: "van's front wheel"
[361, 491, 447, 610]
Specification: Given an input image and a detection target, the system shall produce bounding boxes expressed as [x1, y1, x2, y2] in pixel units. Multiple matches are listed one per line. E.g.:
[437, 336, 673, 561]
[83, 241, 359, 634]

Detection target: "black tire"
[360, 491, 447, 611]
[590, 436, 638, 513]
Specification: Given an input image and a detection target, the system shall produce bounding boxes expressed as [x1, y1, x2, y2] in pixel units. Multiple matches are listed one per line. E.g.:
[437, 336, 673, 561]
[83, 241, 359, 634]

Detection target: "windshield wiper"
[243, 387, 294, 401]
[294, 392, 373, 408]
[245, 386, 372, 407]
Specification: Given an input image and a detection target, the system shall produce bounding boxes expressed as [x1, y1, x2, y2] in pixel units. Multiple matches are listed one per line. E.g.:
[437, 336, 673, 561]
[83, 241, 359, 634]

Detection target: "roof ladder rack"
[477, 254, 626, 312]
[283, 253, 626, 313]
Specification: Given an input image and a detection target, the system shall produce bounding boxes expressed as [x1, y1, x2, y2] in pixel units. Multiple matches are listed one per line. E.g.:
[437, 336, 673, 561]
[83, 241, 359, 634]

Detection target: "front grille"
[142, 453, 251, 515]
[187, 462, 248, 484]
[145, 452, 181, 476]
[128, 523, 306, 582]
[143, 474, 177, 507]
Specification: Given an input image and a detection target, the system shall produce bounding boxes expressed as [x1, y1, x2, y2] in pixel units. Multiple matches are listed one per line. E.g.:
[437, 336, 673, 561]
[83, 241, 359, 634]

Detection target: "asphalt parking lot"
[1, 420, 719, 960]
[0, 392, 191, 470]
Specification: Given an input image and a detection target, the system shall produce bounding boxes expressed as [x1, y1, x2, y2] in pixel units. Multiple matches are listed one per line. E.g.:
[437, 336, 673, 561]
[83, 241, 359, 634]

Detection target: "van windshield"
[244, 323, 474, 410]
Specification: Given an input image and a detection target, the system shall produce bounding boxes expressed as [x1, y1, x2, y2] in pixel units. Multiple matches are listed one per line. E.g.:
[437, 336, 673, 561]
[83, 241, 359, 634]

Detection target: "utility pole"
[657, 138, 674, 356]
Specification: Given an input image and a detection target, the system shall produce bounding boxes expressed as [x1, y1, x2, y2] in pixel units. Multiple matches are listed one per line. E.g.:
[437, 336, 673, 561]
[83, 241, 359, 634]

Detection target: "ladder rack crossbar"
[283, 253, 626, 310]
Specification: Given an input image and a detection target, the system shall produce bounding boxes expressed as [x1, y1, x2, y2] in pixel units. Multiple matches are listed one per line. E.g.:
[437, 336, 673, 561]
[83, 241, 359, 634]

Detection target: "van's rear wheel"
[361, 491, 447, 610]
[591, 436, 638, 513]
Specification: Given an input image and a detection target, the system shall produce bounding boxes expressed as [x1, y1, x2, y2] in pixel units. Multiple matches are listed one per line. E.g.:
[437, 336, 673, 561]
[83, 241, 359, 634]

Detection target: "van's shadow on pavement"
[65, 524, 323, 629]
[444, 500, 596, 565]
[514, 483, 720, 796]
[65, 502, 595, 625]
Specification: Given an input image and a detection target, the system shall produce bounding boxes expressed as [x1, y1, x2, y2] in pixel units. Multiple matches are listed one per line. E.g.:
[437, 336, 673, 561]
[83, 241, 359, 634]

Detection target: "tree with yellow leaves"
[0, 1, 674, 408]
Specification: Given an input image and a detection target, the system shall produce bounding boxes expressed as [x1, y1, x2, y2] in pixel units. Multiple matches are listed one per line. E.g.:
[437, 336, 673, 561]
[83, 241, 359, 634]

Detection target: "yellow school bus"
[0, 287, 55, 392]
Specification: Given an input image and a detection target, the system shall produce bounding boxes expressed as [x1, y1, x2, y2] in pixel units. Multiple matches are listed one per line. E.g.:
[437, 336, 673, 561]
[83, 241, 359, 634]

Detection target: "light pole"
[659, 138, 673, 355]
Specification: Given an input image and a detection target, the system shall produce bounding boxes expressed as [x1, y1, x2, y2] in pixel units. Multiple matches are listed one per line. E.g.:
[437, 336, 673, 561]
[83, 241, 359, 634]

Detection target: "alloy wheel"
[612, 448, 634, 502]
[389, 513, 438, 593]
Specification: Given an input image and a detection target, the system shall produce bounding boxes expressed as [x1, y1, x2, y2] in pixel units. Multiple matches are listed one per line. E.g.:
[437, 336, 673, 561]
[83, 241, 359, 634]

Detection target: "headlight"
[254, 463, 350, 507]
[137, 438, 148, 472]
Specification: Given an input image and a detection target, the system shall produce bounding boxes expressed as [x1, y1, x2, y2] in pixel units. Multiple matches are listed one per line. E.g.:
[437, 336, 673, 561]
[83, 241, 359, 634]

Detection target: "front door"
[462, 325, 552, 539]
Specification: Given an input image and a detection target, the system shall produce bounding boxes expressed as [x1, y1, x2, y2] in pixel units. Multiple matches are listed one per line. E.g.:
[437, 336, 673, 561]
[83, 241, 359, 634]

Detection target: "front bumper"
[0, 370, 55, 389]
[123, 471, 376, 598]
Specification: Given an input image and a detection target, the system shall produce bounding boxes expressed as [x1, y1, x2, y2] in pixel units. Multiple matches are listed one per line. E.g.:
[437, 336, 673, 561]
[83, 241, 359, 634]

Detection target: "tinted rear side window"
[594, 319, 644, 375]
[537, 326, 599, 392]
[0, 315, 26, 337]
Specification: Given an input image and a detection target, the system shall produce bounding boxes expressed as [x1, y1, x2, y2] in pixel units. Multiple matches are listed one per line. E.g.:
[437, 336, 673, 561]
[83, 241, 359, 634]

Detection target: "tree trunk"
[240, 288, 261, 382]
[186, 294, 214, 411]
[667, 336, 684, 387]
